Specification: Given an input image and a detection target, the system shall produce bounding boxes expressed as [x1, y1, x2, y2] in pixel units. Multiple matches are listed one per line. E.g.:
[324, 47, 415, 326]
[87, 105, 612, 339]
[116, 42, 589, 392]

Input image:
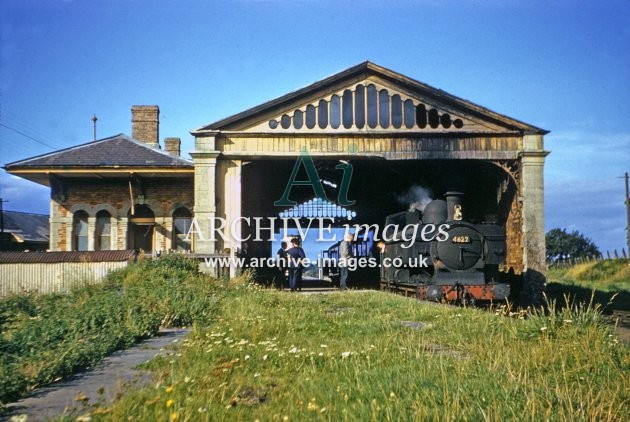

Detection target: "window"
[354, 84, 365, 129]
[173, 207, 192, 251]
[367, 84, 378, 128]
[330, 95, 340, 129]
[73, 210, 88, 251]
[404, 100, 415, 128]
[379, 89, 390, 128]
[95, 210, 111, 251]
[428, 108, 440, 129]
[305, 105, 316, 129]
[318, 99, 328, 129]
[416, 104, 427, 128]
[293, 110, 303, 129]
[391, 94, 402, 128]
[342, 89, 353, 129]
[281, 114, 291, 129]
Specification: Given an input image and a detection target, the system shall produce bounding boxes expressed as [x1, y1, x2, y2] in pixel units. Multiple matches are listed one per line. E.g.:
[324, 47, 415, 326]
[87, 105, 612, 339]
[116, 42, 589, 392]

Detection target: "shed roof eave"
[193, 61, 549, 135]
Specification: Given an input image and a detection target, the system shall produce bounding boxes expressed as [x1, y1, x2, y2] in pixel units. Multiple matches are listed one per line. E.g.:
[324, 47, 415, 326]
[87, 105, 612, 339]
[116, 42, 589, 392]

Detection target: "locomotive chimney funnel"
[445, 191, 464, 221]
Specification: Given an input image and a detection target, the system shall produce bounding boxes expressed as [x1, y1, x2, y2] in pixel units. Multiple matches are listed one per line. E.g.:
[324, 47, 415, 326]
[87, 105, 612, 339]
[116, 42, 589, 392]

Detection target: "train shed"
[191, 61, 549, 305]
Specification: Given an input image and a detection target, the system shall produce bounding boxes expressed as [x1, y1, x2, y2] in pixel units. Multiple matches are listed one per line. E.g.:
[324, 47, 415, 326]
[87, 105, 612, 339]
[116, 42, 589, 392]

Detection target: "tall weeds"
[0, 255, 222, 408]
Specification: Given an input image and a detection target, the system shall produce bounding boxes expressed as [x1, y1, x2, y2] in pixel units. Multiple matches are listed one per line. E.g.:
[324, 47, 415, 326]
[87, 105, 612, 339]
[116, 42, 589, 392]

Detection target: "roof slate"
[2, 211, 49, 243]
[5, 134, 192, 169]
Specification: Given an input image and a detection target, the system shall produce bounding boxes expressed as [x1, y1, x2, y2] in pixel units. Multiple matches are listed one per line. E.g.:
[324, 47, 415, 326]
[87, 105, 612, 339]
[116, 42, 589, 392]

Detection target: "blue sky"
[1, 0, 629, 255]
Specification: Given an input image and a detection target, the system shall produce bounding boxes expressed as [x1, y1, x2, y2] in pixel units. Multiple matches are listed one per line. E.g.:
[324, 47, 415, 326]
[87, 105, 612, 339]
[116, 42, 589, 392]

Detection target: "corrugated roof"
[2, 211, 49, 243]
[4, 134, 193, 169]
[0, 250, 136, 264]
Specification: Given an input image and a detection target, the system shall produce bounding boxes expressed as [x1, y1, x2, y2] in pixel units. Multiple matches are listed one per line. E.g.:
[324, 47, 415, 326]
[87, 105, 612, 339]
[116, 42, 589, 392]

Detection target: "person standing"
[275, 241, 288, 290]
[286, 238, 306, 292]
[339, 232, 353, 290]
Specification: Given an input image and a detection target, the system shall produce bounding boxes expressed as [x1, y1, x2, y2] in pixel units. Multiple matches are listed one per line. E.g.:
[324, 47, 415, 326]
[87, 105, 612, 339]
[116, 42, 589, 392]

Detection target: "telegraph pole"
[0, 198, 8, 250]
[625, 172, 630, 263]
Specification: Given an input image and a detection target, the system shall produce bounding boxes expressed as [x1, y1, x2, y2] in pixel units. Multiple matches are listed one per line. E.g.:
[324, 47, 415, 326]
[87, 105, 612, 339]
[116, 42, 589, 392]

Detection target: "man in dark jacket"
[339, 232, 353, 290]
[286, 238, 306, 292]
[275, 241, 288, 290]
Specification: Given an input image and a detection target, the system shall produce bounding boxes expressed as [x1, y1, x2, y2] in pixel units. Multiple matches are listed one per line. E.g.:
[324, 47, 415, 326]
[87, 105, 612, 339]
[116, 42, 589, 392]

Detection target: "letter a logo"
[274, 149, 330, 206]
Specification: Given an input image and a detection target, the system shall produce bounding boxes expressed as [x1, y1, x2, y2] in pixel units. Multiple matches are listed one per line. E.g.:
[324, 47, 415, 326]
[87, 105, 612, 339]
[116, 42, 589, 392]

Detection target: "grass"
[80, 285, 629, 421]
[548, 259, 629, 292]
[546, 259, 630, 313]
[0, 255, 222, 409]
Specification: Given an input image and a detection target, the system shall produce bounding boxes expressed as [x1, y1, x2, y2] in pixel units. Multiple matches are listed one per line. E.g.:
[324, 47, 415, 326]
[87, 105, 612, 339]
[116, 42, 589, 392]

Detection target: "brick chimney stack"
[131, 105, 160, 148]
[164, 137, 181, 157]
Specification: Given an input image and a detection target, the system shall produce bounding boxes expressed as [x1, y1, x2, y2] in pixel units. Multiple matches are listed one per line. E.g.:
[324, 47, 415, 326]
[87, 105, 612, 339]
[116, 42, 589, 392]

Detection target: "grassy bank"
[546, 259, 630, 313]
[548, 259, 629, 292]
[0, 255, 221, 408]
[88, 287, 629, 421]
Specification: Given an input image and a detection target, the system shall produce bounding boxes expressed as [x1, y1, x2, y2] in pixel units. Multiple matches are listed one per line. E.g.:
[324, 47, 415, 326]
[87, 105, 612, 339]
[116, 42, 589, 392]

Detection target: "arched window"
[73, 210, 89, 251]
[95, 210, 111, 251]
[330, 95, 340, 129]
[173, 207, 192, 251]
[354, 84, 365, 129]
[391, 94, 402, 128]
[379, 89, 390, 128]
[318, 99, 328, 129]
[367, 84, 378, 128]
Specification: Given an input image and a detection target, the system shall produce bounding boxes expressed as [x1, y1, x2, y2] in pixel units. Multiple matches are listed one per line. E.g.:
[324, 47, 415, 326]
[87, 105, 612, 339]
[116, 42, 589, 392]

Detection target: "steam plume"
[397, 185, 433, 212]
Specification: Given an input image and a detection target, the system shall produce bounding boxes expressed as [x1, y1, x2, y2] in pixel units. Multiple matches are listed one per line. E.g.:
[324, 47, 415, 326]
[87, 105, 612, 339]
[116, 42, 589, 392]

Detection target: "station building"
[4, 62, 548, 294]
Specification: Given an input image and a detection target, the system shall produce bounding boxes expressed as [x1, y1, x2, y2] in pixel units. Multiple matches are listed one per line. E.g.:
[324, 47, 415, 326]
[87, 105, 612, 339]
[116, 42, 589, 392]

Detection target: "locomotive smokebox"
[445, 191, 464, 221]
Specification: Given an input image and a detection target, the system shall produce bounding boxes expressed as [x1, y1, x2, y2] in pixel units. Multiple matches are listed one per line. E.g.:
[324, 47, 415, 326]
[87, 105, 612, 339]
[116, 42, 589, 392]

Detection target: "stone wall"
[49, 178, 193, 251]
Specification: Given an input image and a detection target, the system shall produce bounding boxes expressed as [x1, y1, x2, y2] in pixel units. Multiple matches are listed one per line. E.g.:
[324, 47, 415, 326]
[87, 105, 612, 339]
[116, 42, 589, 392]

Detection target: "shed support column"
[119, 217, 128, 249]
[87, 217, 96, 251]
[154, 217, 166, 253]
[221, 159, 242, 277]
[191, 135, 220, 256]
[110, 216, 118, 250]
[65, 218, 73, 251]
[49, 201, 62, 251]
[163, 217, 173, 251]
[520, 134, 549, 307]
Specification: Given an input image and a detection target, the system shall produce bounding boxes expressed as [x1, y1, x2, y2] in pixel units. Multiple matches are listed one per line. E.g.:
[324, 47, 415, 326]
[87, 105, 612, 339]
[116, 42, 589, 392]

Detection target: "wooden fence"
[548, 248, 629, 269]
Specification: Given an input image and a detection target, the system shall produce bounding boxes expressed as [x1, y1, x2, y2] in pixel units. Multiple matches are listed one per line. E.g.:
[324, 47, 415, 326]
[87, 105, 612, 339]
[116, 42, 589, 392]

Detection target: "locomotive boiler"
[380, 192, 509, 302]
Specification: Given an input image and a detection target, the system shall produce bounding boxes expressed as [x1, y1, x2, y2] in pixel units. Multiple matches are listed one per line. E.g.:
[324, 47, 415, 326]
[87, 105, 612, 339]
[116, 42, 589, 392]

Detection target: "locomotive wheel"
[394, 268, 410, 284]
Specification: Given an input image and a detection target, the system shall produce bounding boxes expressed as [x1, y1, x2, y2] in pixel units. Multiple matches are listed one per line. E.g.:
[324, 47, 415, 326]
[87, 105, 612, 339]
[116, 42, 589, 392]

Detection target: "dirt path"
[4, 328, 190, 421]
[610, 310, 630, 345]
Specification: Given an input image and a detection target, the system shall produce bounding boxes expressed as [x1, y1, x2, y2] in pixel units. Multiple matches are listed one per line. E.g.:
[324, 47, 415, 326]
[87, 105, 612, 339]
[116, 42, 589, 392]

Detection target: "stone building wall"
[49, 178, 193, 252]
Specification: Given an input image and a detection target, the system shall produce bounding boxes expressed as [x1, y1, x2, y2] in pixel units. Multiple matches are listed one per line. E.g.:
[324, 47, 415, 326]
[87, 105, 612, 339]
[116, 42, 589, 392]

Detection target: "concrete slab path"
[4, 328, 190, 421]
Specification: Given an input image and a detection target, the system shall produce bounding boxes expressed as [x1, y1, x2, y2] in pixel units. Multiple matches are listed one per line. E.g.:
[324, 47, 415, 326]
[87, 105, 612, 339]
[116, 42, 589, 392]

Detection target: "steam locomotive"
[380, 192, 509, 302]
[324, 192, 510, 302]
